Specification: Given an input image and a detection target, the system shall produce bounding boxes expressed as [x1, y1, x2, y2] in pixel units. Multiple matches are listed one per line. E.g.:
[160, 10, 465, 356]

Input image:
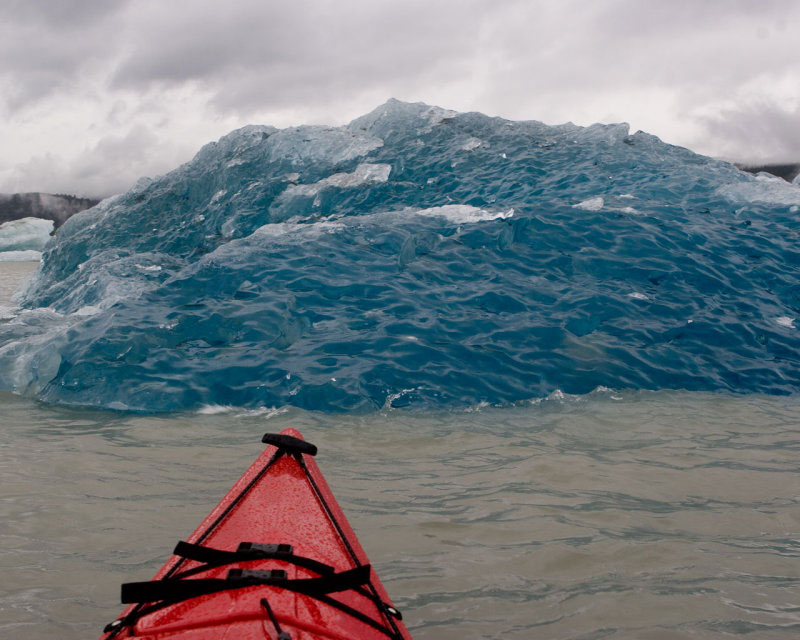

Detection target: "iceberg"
[0, 249, 44, 262]
[0, 217, 54, 254]
[2, 99, 800, 413]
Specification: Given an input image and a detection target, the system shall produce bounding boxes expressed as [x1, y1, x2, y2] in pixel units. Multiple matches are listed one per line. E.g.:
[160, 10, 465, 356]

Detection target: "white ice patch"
[267, 126, 384, 165]
[209, 190, 227, 203]
[627, 292, 650, 301]
[196, 404, 288, 419]
[423, 105, 458, 129]
[527, 386, 622, 406]
[415, 205, 514, 223]
[0, 305, 16, 319]
[284, 163, 391, 197]
[573, 197, 604, 211]
[72, 305, 102, 317]
[0, 218, 53, 252]
[549, 389, 566, 401]
[775, 316, 795, 329]
[252, 220, 345, 240]
[381, 388, 416, 411]
[0, 250, 43, 262]
[463, 400, 491, 412]
[460, 137, 483, 151]
[719, 174, 800, 206]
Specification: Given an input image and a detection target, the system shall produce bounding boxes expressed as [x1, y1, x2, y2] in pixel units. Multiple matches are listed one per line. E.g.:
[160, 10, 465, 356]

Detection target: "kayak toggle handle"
[262, 433, 318, 457]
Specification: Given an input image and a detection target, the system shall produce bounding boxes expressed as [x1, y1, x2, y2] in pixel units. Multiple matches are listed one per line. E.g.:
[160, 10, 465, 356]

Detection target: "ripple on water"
[1, 389, 799, 638]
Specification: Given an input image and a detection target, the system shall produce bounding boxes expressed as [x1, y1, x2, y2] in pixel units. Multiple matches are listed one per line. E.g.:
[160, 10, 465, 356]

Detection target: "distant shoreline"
[0, 192, 99, 228]
[734, 162, 800, 183]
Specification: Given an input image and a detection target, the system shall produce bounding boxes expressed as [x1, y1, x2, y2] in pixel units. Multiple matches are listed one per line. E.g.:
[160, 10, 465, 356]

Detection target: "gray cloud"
[701, 100, 800, 163]
[0, 0, 129, 111]
[4, 124, 195, 196]
[110, 0, 487, 112]
[0, 0, 799, 197]
[1, 0, 129, 27]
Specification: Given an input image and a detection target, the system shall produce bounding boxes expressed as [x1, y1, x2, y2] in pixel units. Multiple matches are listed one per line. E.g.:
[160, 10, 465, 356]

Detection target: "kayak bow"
[100, 428, 412, 639]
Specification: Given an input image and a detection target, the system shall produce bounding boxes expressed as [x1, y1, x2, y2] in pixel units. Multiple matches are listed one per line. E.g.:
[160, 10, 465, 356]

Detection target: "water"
[2, 386, 799, 639]
[2, 262, 799, 639]
[0, 260, 38, 317]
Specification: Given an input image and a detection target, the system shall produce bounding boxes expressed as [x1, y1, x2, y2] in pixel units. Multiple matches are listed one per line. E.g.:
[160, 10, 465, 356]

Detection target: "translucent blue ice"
[2, 100, 800, 412]
[0, 217, 53, 259]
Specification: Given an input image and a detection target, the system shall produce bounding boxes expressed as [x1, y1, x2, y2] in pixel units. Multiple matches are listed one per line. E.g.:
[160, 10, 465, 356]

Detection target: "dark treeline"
[0, 192, 99, 228]
[735, 163, 800, 183]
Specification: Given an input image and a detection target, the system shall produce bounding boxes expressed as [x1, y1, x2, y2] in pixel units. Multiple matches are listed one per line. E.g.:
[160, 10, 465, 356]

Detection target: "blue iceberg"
[2, 100, 800, 412]
[0, 217, 54, 261]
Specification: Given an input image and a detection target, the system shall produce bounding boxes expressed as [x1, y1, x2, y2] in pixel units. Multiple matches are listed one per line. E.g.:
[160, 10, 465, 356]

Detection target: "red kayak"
[100, 428, 412, 639]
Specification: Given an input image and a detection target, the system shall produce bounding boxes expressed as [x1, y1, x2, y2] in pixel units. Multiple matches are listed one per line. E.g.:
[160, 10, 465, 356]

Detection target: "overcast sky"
[1, 0, 798, 198]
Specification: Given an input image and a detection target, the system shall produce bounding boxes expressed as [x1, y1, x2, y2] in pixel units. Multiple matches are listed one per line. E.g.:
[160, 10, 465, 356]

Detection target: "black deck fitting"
[261, 433, 318, 457]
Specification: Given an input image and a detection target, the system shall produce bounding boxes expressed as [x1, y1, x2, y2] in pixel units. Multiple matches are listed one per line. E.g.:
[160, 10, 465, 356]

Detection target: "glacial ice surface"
[2, 99, 800, 412]
[0, 217, 53, 255]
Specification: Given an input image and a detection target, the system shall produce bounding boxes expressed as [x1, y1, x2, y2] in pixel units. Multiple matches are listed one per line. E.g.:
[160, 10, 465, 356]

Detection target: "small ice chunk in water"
[627, 292, 650, 301]
[775, 316, 795, 328]
[574, 197, 604, 211]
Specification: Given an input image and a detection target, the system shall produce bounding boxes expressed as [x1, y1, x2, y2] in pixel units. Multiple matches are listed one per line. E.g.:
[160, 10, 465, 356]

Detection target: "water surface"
[2, 389, 798, 639]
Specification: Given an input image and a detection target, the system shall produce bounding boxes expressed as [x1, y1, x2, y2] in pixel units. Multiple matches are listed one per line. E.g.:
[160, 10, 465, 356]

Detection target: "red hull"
[100, 428, 412, 639]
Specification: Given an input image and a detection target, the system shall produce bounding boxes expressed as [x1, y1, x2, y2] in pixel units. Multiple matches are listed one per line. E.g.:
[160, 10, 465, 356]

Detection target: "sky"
[0, 0, 798, 198]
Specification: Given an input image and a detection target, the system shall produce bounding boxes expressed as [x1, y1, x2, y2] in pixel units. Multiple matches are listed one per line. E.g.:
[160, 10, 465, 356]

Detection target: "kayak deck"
[100, 429, 411, 639]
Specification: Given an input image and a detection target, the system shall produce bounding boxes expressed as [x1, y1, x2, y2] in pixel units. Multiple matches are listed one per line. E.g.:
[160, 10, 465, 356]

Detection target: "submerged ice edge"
[0, 250, 43, 262]
[173, 385, 632, 417]
[2, 99, 800, 413]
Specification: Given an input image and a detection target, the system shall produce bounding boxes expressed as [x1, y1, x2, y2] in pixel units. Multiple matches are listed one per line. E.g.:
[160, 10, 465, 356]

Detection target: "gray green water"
[1, 263, 799, 639]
